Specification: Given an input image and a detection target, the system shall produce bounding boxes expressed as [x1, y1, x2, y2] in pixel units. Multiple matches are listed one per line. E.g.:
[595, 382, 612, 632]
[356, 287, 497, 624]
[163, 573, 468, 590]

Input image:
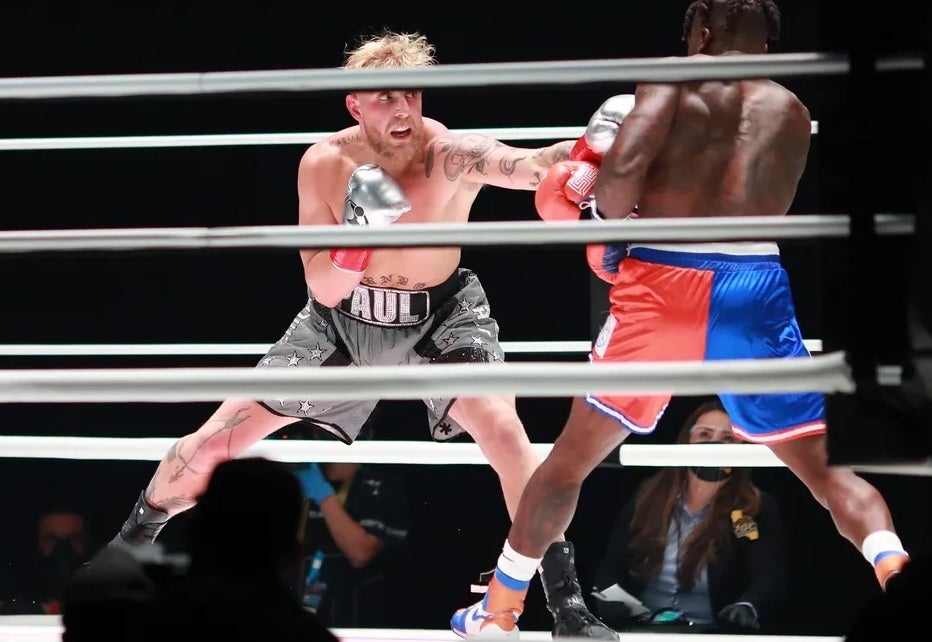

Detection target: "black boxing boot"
[108, 490, 170, 547]
[539, 541, 619, 640]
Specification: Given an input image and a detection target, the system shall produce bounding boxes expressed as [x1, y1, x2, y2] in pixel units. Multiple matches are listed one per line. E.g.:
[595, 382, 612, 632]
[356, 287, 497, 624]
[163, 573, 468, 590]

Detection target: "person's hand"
[717, 602, 759, 629]
[330, 164, 412, 273]
[296, 463, 336, 506]
[535, 160, 600, 221]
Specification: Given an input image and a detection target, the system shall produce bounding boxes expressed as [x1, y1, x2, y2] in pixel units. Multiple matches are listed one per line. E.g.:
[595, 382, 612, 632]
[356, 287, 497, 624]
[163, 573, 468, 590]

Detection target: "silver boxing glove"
[342, 164, 412, 227]
[583, 94, 636, 156]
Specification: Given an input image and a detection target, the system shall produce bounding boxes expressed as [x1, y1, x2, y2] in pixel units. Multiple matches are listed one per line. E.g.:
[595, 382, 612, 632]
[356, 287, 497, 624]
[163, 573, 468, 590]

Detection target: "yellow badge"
[730, 510, 759, 540]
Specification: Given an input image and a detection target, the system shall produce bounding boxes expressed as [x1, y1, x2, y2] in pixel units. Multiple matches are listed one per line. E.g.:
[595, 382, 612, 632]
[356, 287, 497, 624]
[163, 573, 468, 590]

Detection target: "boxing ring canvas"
[0, 616, 845, 642]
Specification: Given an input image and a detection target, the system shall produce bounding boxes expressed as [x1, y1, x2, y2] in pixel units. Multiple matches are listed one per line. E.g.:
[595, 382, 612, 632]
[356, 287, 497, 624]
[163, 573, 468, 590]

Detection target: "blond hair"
[342, 31, 436, 69]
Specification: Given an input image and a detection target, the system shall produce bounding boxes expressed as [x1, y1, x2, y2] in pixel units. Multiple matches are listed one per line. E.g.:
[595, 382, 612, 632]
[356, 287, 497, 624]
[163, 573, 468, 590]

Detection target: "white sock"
[496, 540, 542, 583]
[861, 530, 908, 565]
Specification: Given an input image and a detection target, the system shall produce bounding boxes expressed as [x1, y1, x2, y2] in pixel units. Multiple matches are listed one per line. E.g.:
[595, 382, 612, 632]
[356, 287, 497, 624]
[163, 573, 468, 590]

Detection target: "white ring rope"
[0, 122, 820, 151]
[0, 215, 914, 254]
[0, 352, 856, 403]
[0, 339, 823, 357]
[0, 618, 849, 642]
[0, 436, 927, 477]
[0, 53, 890, 100]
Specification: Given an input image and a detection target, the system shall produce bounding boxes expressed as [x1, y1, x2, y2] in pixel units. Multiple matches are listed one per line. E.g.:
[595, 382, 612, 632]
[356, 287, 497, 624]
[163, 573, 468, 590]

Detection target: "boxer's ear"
[346, 93, 361, 122]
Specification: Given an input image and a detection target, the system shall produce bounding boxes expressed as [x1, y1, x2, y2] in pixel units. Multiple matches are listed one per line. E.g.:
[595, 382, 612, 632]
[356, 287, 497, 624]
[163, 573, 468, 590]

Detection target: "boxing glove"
[570, 93, 636, 166]
[535, 160, 600, 221]
[330, 164, 412, 273]
[585, 209, 637, 283]
[586, 242, 629, 284]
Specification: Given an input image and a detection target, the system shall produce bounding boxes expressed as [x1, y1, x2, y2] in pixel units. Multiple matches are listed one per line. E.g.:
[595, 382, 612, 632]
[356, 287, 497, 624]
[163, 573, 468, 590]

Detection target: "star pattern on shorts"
[470, 336, 484, 346]
[287, 352, 303, 366]
[307, 344, 325, 361]
[276, 399, 287, 408]
[260, 356, 275, 366]
[298, 400, 314, 415]
[457, 299, 472, 314]
[492, 352, 503, 362]
[437, 421, 453, 436]
[440, 335, 457, 348]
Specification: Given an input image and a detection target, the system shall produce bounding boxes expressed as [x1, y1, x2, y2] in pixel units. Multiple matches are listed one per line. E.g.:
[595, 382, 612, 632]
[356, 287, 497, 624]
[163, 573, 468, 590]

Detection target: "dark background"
[0, 0, 929, 636]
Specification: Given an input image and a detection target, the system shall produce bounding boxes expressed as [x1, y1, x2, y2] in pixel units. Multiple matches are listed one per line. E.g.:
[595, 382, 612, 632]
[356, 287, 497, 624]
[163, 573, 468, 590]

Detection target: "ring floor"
[0, 616, 843, 642]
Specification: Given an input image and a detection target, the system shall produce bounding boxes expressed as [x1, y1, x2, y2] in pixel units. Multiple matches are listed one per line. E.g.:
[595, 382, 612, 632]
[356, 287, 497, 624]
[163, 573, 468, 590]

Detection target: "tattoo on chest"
[330, 134, 363, 147]
[362, 274, 426, 289]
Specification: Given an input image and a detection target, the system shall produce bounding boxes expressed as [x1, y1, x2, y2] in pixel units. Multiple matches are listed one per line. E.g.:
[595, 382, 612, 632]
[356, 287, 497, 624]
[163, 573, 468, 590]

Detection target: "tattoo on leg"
[159, 406, 252, 487]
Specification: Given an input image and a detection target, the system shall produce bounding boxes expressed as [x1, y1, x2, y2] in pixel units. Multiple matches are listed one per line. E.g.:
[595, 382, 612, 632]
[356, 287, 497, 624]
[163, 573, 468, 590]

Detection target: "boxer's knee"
[822, 469, 885, 519]
[452, 396, 533, 458]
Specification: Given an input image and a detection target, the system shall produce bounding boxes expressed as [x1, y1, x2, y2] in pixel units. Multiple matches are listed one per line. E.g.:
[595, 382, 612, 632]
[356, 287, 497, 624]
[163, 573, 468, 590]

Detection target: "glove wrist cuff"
[330, 248, 373, 273]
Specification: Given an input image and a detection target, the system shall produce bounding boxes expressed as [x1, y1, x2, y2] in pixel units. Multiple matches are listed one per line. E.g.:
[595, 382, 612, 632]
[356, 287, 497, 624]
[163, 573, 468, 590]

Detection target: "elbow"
[347, 548, 378, 569]
[309, 286, 343, 309]
[304, 264, 352, 308]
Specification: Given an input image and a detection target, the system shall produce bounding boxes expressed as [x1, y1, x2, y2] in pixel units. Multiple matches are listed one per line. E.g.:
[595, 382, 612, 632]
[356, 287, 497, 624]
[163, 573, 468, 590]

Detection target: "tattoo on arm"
[425, 142, 436, 177]
[433, 135, 502, 180]
[499, 154, 524, 177]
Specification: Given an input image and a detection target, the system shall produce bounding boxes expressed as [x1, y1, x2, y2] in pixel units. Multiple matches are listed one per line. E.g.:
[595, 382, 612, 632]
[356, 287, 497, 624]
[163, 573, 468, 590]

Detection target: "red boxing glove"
[570, 135, 603, 167]
[329, 248, 373, 273]
[586, 244, 615, 284]
[535, 160, 600, 222]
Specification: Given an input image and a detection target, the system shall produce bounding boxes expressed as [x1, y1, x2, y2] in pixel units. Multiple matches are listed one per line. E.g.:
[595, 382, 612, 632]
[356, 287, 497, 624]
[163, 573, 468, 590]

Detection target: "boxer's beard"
[366, 127, 424, 164]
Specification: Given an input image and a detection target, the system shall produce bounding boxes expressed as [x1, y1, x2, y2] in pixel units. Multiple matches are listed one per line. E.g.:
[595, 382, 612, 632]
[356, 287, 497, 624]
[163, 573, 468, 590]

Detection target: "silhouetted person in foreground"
[152, 457, 339, 642]
[61, 546, 155, 642]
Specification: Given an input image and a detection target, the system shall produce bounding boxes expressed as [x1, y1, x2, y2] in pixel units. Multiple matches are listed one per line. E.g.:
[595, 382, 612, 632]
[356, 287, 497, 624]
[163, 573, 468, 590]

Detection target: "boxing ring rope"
[1, 436, 927, 477]
[0, 214, 915, 254]
[0, 53, 901, 100]
[0, 617, 846, 642]
[0, 352, 856, 402]
[0, 340, 595, 357]
[0, 339, 823, 357]
[0, 53, 923, 100]
[0, 122, 820, 151]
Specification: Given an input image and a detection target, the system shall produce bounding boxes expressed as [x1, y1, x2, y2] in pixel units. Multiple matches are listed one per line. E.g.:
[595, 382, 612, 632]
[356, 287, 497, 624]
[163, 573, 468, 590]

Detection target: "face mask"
[688, 441, 732, 482]
[38, 538, 85, 598]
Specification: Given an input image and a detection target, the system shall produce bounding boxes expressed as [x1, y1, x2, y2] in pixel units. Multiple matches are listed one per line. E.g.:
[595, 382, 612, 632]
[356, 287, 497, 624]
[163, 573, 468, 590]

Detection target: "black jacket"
[593, 489, 787, 629]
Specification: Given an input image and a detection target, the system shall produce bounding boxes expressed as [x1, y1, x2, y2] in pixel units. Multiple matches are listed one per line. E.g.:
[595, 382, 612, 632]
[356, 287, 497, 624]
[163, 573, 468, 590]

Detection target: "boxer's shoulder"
[300, 129, 361, 178]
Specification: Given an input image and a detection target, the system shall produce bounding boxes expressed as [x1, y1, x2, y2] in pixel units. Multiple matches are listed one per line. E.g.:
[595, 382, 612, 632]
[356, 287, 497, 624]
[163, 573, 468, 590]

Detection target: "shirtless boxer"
[108, 31, 615, 640]
[452, 1, 911, 637]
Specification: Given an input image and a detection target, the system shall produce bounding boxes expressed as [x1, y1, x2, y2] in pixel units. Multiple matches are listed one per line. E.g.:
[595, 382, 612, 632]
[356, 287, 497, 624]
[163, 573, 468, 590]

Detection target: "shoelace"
[556, 605, 604, 629]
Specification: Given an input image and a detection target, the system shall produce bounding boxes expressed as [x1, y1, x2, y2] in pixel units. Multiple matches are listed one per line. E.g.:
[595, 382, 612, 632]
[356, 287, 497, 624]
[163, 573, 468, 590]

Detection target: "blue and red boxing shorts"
[586, 242, 826, 443]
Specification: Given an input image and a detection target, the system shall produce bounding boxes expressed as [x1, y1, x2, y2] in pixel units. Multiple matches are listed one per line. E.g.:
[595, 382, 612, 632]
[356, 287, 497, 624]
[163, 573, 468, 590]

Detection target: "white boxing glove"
[582, 93, 636, 156]
[330, 164, 412, 273]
